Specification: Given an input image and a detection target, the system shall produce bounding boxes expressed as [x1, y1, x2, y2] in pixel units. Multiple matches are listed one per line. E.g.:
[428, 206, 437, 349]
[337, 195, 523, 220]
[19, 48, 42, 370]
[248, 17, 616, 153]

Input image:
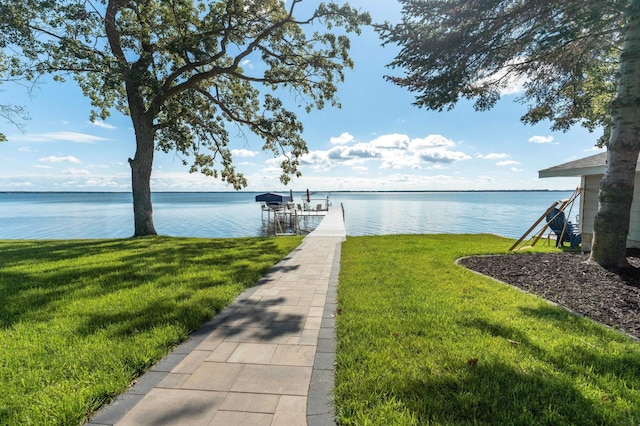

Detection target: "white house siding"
[579, 175, 599, 251]
[632, 175, 640, 248]
[580, 173, 640, 251]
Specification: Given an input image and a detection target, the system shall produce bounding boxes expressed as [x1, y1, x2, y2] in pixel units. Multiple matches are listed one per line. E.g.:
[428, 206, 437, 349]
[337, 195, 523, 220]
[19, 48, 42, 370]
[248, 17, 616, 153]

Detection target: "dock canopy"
[255, 192, 290, 205]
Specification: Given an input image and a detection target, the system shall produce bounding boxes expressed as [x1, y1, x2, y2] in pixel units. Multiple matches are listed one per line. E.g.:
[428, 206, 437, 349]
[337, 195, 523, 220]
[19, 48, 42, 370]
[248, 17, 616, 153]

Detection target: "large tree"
[3, 0, 369, 235]
[378, 0, 638, 269]
[0, 1, 34, 141]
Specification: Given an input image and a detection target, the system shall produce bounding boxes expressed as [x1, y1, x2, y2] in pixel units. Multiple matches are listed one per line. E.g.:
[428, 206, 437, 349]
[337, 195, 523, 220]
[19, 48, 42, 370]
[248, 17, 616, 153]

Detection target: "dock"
[86, 205, 347, 426]
[256, 192, 332, 236]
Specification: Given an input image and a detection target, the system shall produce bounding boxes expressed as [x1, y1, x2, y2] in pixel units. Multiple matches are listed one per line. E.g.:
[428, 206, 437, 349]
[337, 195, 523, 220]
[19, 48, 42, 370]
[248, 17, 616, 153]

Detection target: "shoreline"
[0, 189, 573, 194]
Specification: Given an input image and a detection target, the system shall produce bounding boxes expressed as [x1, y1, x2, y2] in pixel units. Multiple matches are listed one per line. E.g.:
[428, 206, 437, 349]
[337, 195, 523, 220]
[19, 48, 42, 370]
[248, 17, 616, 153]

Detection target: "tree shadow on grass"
[399, 359, 604, 425]
[0, 237, 296, 329]
[0, 237, 303, 423]
[519, 303, 635, 341]
[0, 236, 307, 423]
[519, 304, 640, 384]
[417, 314, 640, 425]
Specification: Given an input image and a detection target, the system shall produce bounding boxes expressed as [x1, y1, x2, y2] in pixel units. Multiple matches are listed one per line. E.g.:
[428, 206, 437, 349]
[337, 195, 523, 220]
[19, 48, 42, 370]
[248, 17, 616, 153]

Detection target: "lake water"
[0, 191, 575, 240]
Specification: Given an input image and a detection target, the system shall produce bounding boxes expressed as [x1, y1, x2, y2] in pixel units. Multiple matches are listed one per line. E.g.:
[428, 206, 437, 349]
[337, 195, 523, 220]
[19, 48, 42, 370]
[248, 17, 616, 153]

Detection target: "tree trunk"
[104, 0, 158, 237]
[590, 0, 640, 269]
[129, 115, 158, 237]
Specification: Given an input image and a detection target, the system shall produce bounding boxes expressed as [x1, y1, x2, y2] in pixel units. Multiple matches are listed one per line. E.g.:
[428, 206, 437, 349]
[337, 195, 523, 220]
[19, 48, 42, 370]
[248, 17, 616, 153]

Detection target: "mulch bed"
[458, 252, 640, 340]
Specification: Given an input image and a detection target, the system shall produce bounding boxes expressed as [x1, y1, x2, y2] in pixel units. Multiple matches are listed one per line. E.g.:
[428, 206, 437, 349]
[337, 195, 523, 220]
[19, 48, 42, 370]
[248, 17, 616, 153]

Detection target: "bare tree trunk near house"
[590, 0, 640, 269]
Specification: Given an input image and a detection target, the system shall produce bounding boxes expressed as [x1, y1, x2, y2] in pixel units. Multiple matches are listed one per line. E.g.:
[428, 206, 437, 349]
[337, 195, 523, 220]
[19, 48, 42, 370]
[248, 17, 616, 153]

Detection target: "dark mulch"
[458, 252, 640, 339]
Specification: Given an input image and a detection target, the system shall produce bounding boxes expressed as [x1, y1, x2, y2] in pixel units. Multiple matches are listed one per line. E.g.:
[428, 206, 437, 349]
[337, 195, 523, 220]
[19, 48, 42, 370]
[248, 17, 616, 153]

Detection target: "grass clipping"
[0, 236, 302, 425]
[335, 234, 640, 425]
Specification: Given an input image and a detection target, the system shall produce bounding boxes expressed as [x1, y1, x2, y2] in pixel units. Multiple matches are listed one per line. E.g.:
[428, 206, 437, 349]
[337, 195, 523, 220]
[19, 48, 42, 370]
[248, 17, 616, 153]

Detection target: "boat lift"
[256, 191, 329, 236]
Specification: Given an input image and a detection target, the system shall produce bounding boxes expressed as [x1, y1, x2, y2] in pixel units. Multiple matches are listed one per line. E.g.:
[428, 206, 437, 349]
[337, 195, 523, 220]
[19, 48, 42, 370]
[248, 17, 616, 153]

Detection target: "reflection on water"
[0, 191, 575, 240]
[256, 214, 324, 237]
[331, 191, 576, 239]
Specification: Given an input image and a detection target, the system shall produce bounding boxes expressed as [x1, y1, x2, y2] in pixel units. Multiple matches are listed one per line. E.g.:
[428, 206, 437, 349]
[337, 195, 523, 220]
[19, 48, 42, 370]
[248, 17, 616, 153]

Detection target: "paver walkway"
[87, 205, 346, 426]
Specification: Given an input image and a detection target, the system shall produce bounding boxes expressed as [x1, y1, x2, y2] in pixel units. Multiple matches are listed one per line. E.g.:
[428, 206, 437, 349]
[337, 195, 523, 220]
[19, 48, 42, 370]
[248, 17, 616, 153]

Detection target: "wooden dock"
[305, 204, 346, 239]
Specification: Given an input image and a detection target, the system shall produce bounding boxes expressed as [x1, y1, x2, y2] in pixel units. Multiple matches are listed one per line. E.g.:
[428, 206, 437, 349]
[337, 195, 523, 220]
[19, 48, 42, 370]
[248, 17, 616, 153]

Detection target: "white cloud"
[11, 132, 108, 144]
[18, 146, 37, 152]
[411, 136, 467, 160]
[241, 59, 254, 69]
[242, 172, 492, 192]
[370, 133, 410, 150]
[427, 163, 449, 170]
[89, 120, 116, 130]
[418, 148, 470, 164]
[499, 76, 526, 95]
[261, 157, 284, 169]
[496, 160, 521, 167]
[39, 155, 82, 163]
[301, 150, 334, 171]
[330, 132, 354, 145]
[584, 145, 606, 153]
[478, 153, 510, 160]
[341, 144, 381, 159]
[149, 170, 239, 191]
[529, 135, 554, 144]
[472, 57, 527, 96]
[34, 165, 53, 169]
[80, 178, 123, 188]
[298, 144, 378, 171]
[380, 149, 419, 169]
[409, 135, 455, 149]
[231, 149, 258, 157]
[0, 173, 132, 191]
[57, 180, 79, 187]
[63, 168, 90, 175]
[7, 181, 34, 187]
[281, 133, 471, 172]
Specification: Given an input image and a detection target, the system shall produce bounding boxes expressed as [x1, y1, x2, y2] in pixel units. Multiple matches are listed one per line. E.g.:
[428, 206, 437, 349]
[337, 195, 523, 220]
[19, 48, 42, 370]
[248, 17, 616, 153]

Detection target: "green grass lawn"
[335, 234, 640, 425]
[0, 236, 302, 425]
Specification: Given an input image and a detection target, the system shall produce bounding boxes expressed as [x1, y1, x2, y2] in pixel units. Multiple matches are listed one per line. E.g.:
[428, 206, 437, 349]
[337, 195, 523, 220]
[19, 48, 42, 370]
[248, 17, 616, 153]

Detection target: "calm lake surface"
[0, 191, 575, 240]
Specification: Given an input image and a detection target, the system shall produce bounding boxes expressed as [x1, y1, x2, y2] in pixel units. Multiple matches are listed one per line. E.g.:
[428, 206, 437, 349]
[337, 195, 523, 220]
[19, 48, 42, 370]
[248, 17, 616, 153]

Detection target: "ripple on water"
[0, 191, 576, 240]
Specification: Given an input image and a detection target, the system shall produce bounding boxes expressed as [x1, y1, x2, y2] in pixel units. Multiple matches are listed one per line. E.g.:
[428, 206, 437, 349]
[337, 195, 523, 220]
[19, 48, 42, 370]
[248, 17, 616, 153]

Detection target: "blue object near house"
[546, 208, 581, 249]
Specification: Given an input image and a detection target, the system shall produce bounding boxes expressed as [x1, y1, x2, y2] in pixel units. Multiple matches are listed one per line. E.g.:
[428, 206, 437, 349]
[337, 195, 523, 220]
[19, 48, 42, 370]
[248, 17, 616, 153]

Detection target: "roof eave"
[539, 165, 606, 178]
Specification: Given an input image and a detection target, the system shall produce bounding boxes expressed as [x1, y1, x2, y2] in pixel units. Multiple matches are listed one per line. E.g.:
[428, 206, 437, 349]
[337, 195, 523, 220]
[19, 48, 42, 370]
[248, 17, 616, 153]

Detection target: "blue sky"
[0, 0, 604, 192]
